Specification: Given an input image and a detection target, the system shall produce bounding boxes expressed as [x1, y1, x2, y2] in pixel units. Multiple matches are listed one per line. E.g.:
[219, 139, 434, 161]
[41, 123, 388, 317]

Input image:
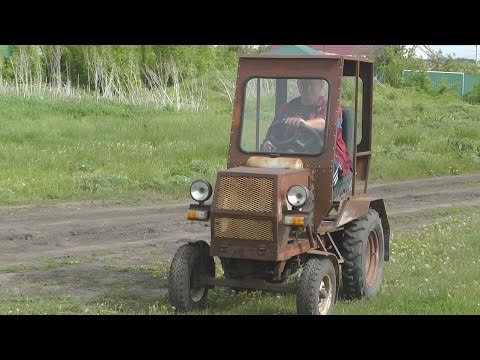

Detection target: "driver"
[262, 78, 351, 186]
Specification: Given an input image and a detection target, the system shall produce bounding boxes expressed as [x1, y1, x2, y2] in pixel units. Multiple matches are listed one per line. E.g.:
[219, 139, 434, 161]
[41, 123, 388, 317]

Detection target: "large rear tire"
[340, 208, 384, 300]
[168, 242, 215, 311]
[296, 257, 336, 315]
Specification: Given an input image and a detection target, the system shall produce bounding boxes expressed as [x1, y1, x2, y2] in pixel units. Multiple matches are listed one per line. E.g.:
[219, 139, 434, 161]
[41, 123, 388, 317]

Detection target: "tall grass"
[372, 85, 480, 180]
[0, 47, 207, 111]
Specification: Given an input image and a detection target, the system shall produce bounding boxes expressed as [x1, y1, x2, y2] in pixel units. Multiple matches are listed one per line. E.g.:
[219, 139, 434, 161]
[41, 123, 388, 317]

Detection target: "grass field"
[1, 83, 480, 206]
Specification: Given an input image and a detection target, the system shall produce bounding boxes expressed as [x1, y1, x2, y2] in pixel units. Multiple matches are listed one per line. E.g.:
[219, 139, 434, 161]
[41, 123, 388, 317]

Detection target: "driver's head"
[297, 79, 325, 105]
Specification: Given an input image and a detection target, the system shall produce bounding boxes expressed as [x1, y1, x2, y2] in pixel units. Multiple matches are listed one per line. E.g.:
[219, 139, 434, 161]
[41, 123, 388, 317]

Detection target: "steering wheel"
[267, 121, 323, 154]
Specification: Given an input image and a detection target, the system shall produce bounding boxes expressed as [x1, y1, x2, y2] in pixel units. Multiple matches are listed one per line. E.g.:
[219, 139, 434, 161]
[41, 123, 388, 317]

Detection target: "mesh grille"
[215, 176, 274, 213]
[213, 217, 274, 241]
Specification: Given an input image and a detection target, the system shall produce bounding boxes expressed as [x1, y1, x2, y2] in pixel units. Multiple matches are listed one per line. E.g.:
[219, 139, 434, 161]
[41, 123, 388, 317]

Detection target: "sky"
[428, 45, 479, 60]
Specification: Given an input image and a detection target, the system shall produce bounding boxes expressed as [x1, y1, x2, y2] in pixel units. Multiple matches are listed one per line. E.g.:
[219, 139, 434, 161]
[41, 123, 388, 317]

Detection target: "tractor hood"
[209, 166, 310, 260]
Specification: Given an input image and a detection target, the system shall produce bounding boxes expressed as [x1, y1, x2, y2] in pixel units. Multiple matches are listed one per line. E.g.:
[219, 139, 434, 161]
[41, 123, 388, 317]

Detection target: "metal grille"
[215, 176, 274, 213]
[213, 217, 274, 241]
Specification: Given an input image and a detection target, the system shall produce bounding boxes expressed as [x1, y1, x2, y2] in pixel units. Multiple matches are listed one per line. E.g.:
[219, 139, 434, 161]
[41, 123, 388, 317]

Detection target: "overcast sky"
[428, 45, 479, 60]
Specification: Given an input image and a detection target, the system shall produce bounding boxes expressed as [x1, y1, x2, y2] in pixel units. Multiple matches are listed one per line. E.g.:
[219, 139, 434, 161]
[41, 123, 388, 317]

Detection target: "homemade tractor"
[168, 50, 390, 315]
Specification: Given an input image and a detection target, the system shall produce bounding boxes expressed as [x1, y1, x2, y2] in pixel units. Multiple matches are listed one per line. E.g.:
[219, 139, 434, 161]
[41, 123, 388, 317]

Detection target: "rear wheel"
[340, 208, 384, 299]
[296, 257, 336, 315]
[168, 242, 215, 311]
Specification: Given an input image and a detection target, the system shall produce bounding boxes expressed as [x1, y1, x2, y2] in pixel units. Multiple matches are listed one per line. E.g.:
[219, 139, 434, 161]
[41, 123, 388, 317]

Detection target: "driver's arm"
[284, 116, 326, 133]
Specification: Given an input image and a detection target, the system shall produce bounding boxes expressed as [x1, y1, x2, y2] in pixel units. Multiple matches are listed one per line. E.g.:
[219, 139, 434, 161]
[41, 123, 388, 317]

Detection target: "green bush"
[403, 70, 433, 94]
[465, 82, 480, 104]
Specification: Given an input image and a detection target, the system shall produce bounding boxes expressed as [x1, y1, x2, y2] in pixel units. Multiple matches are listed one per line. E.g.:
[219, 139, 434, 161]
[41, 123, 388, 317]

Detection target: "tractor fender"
[336, 196, 371, 228]
[370, 199, 391, 261]
[336, 197, 390, 261]
[175, 239, 211, 257]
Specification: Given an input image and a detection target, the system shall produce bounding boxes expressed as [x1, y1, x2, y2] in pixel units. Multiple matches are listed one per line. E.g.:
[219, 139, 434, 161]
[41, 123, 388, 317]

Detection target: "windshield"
[240, 77, 330, 156]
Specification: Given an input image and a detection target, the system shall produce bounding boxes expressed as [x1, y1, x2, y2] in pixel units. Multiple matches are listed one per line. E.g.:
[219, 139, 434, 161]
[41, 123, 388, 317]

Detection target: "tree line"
[0, 45, 267, 90]
[2, 45, 479, 104]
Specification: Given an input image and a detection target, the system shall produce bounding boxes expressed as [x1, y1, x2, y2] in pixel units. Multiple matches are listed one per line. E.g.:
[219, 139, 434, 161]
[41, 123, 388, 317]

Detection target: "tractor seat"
[333, 106, 354, 199]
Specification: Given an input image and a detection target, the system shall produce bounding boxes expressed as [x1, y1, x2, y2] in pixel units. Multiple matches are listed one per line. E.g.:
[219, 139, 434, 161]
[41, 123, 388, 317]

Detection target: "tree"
[373, 45, 425, 87]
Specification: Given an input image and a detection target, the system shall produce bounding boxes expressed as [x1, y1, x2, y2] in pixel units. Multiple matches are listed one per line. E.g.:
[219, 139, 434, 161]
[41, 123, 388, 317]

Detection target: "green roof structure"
[263, 45, 327, 55]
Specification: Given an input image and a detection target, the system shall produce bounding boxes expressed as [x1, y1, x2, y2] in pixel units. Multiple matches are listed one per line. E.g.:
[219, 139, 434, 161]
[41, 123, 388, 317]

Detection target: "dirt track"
[1, 172, 479, 306]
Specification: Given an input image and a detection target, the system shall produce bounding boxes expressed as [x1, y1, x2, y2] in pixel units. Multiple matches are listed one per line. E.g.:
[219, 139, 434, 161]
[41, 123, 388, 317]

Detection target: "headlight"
[287, 185, 308, 208]
[190, 180, 213, 203]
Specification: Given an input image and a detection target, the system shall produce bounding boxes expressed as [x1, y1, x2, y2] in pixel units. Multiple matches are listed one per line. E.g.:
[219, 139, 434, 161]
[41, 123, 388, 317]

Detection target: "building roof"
[268, 45, 379, 57]
[264, 45, 327, 55]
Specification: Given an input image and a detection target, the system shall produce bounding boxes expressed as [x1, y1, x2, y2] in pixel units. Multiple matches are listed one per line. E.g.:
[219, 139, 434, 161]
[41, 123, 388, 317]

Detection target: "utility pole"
[476, 45, 478, 64]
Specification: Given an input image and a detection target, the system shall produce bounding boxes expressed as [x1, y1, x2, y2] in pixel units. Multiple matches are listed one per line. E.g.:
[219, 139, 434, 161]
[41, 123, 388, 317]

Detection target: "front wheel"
[168, 242, 215, 311]
[296, 257, 337, 315]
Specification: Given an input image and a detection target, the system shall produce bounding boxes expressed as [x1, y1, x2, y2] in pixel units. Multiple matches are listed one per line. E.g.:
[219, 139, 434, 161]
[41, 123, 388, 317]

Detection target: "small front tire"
[168, 242, 215, 311]
[296, 257, 336, 315]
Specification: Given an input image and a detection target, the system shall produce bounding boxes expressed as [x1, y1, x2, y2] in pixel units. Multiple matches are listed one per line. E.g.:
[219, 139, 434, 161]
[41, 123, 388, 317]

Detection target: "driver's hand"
[263, 140, 276, 152]
[285, 116, 307, 127]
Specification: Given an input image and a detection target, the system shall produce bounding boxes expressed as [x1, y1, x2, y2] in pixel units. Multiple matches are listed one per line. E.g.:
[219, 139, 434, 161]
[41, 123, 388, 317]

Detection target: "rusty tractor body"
[168, 51, 390, 315]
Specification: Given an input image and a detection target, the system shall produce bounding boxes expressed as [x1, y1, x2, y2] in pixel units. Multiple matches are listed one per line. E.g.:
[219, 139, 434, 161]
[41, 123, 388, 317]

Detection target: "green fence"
[402, 70, 480, 98]
[0, 45, 12, 57]
[464, 74, 479, 95]
[374, 68, 386, 82]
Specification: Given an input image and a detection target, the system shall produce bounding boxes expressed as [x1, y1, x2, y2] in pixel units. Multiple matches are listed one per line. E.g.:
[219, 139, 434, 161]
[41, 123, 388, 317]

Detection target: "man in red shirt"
[262, 78, 351, 187]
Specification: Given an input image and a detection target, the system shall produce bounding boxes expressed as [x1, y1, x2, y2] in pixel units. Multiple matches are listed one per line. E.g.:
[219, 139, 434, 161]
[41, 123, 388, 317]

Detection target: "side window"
[240, 78, 276, 152]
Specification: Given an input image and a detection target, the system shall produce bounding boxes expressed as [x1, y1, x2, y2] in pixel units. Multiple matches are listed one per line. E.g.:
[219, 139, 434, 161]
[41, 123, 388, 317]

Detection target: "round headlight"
[190, 180, 213, 202]
[287, 185, 308, 208]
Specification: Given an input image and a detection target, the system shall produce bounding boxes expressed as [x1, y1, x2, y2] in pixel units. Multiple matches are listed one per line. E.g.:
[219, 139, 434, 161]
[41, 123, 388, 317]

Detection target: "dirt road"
[1, 172, 479, 307]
